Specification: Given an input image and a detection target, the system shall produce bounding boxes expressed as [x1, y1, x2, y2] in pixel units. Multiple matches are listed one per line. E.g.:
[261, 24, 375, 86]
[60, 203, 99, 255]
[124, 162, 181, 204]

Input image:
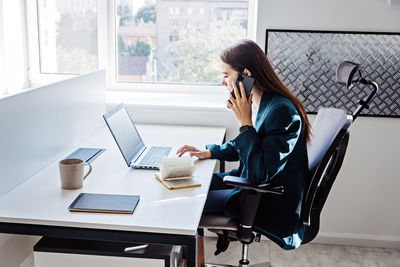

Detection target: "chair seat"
[199, 214, 239, 231]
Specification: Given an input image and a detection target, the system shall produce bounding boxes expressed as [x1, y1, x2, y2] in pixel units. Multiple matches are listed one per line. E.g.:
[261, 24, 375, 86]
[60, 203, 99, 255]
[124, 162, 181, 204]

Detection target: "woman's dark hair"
[220, 39, 311, 142]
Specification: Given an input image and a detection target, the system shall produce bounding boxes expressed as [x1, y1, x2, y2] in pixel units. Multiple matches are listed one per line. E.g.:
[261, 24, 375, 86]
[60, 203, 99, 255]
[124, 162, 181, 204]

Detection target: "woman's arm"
[231, 105, 302, 183]
[206, 141, 239, 162]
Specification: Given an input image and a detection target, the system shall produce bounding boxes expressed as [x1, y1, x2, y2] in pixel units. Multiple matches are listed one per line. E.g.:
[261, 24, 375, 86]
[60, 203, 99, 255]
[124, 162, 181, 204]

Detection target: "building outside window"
[169, 34, 179, 42]
[168, 6, 179, 15]
[21, 0, 249, 91]
[116, 0, 248, 85]
[169, 20, 178, 29]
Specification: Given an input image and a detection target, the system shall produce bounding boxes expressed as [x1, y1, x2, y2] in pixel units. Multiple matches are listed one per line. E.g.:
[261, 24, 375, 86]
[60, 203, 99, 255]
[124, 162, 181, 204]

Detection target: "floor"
[204, 238, 400, 267]
[19, 237, 400, 267]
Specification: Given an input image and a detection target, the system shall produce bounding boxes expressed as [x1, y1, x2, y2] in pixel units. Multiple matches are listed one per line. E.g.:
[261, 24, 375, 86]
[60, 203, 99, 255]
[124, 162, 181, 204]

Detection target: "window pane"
[116, 0, 248, 85]
[1, 0, 26, 93]
[37, 0, 98, 74]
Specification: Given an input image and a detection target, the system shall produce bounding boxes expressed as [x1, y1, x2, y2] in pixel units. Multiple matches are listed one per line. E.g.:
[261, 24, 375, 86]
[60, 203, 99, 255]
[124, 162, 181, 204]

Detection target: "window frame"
[0, 0, 29, 95]
[26, 0, 108, 88]
[0, 0, 6, 95]
[25, 0, 257, 97]
[107, 0, 257, 95]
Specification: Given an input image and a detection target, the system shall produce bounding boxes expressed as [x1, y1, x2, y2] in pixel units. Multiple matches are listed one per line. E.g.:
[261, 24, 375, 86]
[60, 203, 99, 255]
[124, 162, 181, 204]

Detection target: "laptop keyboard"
[139, 146, 172, 168]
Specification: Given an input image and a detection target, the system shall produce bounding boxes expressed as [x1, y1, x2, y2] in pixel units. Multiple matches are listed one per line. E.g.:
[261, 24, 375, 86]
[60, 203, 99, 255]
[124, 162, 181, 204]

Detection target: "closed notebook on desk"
[69, 193, 140, 214]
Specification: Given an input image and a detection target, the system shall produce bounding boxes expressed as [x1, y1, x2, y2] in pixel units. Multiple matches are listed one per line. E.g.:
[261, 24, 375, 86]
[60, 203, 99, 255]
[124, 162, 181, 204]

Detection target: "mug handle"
[83, 162, 92, 180]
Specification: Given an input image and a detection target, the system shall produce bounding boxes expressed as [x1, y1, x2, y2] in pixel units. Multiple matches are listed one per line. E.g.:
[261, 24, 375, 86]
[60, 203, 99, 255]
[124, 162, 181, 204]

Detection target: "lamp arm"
[352, 81, 378, 121]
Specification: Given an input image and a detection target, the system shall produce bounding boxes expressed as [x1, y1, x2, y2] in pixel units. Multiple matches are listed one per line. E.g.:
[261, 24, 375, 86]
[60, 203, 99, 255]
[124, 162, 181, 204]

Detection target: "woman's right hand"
[176, 145, 211, 159]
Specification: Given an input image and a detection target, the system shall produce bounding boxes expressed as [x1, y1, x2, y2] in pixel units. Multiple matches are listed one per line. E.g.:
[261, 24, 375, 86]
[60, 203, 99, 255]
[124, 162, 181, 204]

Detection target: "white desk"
[0, 124, 226, 267]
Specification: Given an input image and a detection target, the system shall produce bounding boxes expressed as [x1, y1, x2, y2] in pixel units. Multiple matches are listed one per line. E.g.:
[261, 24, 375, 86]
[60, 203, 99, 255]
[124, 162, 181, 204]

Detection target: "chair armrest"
[223, 176, 284, 195]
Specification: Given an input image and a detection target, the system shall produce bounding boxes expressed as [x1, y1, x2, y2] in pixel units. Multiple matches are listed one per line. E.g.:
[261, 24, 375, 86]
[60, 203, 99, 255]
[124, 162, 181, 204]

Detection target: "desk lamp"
[336, 61, 379, 121]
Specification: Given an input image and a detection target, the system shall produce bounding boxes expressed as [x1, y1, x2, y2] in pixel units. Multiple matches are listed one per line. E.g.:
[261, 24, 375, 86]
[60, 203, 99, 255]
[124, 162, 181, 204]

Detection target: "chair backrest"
[301, 108, 352, 244]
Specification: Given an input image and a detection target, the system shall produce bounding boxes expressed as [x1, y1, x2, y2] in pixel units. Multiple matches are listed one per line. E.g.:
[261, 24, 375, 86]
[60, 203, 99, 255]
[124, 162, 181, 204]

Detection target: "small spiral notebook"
[68, 193, 140, 214]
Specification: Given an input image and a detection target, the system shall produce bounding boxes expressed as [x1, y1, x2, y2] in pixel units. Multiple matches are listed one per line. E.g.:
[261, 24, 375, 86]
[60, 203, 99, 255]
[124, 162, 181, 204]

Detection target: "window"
[25, 0, 106, 87]
[18, 0, 253, 97]
[197, 21, 203, 31]
[36, 0, 99, 74]
[169, 35, 179, 42]
[0, 0, 28, 95]
[169, 7, 179, 15]
[0, 0, 5, 95]
[115, 0, 248, 85]
[169, 20, 178, 29]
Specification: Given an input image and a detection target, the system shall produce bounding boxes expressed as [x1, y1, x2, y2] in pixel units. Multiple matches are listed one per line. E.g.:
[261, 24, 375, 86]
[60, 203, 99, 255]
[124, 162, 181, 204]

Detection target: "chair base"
[205, 262, 272, 267]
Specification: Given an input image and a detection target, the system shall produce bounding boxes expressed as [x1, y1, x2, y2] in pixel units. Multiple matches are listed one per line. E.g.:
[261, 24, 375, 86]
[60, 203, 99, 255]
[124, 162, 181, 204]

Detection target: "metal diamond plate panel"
[266, 30, 400, 117]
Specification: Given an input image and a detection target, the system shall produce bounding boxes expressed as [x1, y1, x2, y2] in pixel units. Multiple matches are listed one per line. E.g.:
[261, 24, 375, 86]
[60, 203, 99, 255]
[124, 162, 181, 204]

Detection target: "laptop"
[103, 104, 173, 170]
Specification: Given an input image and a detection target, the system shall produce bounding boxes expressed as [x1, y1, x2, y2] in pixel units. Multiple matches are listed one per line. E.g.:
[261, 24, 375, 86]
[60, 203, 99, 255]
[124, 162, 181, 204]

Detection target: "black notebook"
[69, 193, 140, 214]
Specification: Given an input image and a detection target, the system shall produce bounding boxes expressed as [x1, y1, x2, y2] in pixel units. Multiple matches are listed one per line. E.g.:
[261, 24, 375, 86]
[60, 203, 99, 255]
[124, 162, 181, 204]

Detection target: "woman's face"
[221, 62, 238, 92]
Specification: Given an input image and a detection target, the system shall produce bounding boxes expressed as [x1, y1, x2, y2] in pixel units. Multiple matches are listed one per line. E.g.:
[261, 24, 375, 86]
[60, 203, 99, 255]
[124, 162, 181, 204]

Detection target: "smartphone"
[231, 73, 255, 99]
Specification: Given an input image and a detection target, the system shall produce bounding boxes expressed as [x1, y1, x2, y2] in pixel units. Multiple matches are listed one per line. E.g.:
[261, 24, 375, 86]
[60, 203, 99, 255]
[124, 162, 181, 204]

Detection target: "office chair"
[199, 61, 378, 267]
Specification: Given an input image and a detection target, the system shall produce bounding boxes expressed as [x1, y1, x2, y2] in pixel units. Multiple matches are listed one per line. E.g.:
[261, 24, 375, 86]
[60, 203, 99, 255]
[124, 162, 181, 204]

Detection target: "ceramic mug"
[59, 158, 92, 190]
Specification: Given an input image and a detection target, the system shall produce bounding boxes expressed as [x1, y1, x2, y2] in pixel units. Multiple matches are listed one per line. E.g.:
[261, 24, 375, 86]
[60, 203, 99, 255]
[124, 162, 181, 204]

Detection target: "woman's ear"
[243, 68, 252, 77]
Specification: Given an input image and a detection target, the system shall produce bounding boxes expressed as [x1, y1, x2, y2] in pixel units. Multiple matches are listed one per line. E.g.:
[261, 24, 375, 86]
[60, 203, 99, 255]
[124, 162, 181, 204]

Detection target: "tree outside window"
[116, 0, 248, 85]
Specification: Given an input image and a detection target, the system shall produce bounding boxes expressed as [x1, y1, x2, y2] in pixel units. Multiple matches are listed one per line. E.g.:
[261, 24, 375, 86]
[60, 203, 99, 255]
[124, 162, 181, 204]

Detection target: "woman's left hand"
[227, 81, 253, 127]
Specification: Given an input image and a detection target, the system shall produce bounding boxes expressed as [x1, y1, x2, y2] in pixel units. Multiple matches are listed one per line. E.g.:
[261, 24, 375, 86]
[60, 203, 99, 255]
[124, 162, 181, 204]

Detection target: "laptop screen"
[103, 104, 145, 166]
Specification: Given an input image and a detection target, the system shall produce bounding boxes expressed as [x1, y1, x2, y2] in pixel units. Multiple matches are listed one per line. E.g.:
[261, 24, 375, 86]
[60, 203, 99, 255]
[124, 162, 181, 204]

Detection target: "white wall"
[317, 117, 400, 248]
[255, 0, 400, 49]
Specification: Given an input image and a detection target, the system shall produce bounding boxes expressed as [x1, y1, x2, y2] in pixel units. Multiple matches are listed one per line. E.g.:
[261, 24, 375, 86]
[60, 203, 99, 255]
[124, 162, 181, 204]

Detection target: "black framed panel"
[265, 29, 400, 118]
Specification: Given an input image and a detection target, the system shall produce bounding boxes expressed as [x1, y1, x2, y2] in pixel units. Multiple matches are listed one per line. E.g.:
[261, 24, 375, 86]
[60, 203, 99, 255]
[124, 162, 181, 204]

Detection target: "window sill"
[106, 90, 230, 111]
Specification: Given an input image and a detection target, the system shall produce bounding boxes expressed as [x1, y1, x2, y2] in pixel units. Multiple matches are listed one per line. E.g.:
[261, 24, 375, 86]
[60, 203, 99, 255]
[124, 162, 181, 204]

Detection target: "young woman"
[177, 39, 311, 251]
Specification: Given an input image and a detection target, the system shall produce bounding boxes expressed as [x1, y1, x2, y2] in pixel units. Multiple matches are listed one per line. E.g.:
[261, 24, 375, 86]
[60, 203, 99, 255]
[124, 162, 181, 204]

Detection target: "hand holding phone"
[231, 73, 255, 99]
[227, 73, 254, 126]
